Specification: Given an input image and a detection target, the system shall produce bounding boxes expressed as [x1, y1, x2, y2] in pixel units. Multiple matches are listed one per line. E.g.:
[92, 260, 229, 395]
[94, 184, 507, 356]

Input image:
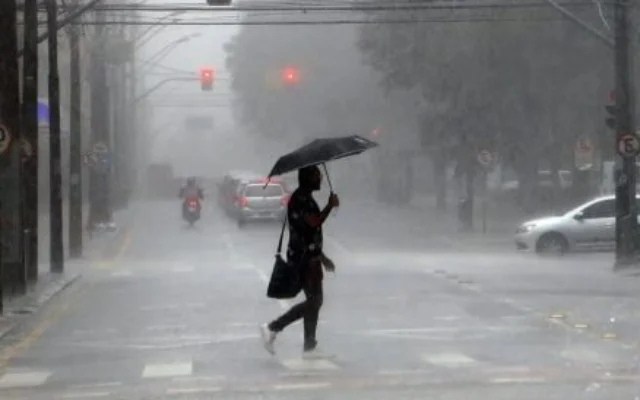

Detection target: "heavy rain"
[0, 0, 639, 399]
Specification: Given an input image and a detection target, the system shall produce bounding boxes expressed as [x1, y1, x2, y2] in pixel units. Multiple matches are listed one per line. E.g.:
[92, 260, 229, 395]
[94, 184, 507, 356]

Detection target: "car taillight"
[281, 195, 290, 206]
[237, 196, 248, 207]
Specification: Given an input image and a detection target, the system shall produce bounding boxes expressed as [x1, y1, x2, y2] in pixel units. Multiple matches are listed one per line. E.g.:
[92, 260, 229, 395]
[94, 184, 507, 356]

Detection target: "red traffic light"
[281, 66, 300, 85]
[200, 68, 215, 91]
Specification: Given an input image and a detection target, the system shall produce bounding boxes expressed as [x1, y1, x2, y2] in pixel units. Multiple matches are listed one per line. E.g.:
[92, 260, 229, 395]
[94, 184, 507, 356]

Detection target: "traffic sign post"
[0, 125, 12, 155]
[477, 150, 494, 168]
[575, 137, 595, 170]
[476, 150, 494, 234]
[616, 133, 640, 157]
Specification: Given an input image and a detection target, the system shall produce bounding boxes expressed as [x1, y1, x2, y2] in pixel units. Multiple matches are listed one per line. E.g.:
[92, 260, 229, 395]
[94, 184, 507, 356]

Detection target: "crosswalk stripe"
[142, 362, 193, 378]
[281, 358, 339, 371]
[0, 370, 51, 388]
[422, 353, 478, 367]
[56, 391, 111, 398]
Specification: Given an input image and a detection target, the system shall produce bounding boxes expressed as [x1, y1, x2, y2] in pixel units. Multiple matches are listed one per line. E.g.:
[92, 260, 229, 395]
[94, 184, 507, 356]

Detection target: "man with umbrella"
[260, 135, 377, 358]
[261, 165, 339, 358]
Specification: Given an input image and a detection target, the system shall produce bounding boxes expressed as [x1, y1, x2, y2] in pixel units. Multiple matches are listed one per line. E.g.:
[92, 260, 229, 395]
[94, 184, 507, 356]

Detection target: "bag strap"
[276, 214, 287, 254]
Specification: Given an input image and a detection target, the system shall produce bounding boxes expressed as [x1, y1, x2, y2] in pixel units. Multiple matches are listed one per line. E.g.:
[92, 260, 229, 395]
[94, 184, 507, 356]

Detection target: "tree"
[357, 3, 611, 213]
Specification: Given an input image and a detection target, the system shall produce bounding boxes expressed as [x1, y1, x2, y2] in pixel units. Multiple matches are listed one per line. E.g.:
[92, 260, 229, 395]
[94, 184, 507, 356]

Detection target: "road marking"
[57, 392, 111, 398]
[281, 359, 339, 371]
[146, 324, 187, 332]
[102, 230, 133, 269]
[110, 271, 132, 278]
[422, 353, 478, 367]
[0, 284, 83, 370]
[490, 376, 547, 384]
[0, 370, 51, 388]
[166, 387, 221, 395]
[171, 375, 225, 383]
[72, 328, 118, 336]
[143, 362, 193, 378]
[378, 369, 431, 375]
[69, 382, 122, 388]
[139, 303, 205, 312]
[273, 382, 331, 390]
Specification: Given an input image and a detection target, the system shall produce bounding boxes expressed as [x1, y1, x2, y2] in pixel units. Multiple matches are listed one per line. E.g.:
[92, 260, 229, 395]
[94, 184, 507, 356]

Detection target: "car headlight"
[516, 224, 536, 234]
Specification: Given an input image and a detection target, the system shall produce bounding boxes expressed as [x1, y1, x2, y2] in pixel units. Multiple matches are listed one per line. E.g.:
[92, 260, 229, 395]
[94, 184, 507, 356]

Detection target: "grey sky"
[137, 0, 246, 177]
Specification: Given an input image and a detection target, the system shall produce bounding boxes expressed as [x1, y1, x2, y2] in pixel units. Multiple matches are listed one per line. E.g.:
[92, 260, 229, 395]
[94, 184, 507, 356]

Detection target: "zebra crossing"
[0, 346, 637, 395]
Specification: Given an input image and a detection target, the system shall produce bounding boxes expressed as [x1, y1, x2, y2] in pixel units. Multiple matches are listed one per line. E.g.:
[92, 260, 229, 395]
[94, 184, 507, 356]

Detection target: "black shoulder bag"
[266, 216, 302, 299]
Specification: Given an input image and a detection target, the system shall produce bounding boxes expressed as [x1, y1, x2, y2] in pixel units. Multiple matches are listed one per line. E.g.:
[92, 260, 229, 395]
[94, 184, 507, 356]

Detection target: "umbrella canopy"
[268, 135, 378, 177]
[267, 135, 379, 192]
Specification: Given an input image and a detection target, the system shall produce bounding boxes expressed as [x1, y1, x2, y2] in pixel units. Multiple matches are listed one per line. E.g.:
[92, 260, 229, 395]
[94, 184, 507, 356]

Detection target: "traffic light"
[605, 104, 617, 130]
[206, 0, 232, 5]
[200, 68, 214, 91]
[281, 66, 300, 86]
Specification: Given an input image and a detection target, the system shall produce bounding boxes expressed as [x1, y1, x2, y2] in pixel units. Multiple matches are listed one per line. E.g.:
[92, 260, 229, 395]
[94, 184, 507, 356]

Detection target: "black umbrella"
[267, 135, 379, 191]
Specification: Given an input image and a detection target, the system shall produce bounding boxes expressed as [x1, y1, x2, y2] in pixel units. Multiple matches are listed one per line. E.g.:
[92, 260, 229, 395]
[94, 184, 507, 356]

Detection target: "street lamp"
[135, 11, 185, 48]
[139, 33, 201, 71]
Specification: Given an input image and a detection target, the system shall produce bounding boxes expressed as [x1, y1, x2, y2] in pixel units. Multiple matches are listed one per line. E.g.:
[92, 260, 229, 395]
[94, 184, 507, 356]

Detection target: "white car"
[515, 195, 639, 254]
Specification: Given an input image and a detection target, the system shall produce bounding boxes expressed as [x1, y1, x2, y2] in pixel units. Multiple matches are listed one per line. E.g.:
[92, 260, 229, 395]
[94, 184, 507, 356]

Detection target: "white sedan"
[515, 195, 639, 254]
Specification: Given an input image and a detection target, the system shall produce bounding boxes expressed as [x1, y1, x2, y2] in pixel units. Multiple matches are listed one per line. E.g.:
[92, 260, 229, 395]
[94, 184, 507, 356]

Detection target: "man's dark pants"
[268, 256, 323, 351]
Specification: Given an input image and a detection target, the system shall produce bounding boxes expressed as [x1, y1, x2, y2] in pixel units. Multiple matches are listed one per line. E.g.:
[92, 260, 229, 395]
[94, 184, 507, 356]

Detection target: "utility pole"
[613, 0, 637, 267]
[68, 25, 83, 258]
[89, 10, 112, 230]
[0, 0, 24, 296]
[22, 0, 39, 281]
[46, 0, 64, 273]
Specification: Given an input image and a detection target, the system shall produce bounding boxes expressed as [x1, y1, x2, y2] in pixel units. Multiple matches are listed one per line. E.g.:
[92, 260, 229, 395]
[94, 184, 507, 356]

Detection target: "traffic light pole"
[46, 0, 64, 273]
[68, 25, 83, 258]
[22, 0, 39, 280]
[613, 0, 637, 268]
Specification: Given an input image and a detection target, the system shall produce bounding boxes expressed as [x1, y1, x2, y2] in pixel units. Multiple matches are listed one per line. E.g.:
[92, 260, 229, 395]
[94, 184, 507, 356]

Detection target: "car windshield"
[244, 184, 283, 197]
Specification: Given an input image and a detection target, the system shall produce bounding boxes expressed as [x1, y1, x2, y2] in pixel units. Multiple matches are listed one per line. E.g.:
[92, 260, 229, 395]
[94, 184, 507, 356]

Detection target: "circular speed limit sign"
[617, 133, 640, 157]
[0, 124, 11, 155]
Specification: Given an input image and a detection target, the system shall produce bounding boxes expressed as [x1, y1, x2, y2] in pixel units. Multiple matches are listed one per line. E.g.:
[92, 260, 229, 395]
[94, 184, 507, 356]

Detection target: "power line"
[49, 1, 603, 13]
[35, 16, 569, 26]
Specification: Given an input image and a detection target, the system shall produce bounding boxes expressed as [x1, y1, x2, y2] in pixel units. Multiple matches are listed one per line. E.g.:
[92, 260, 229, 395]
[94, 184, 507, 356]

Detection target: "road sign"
[93, 142, 108, 153]
[575, 138, 594, 155]
[477, 150, 493, 166]
[616, 133, 640, 157]
[0, 124, 12, 155]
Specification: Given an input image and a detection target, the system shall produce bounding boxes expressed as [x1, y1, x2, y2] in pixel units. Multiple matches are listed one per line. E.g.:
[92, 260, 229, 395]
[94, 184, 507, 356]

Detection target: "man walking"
[261, 165, 339, 359]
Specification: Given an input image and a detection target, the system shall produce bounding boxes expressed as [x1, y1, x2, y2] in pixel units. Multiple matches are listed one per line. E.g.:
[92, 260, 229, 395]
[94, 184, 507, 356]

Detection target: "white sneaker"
[260, 324, 276, 355]
[302, 347, 334, 360]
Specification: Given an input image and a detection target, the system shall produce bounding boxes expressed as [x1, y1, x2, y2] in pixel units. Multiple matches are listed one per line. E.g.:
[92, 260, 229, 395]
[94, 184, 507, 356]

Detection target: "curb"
[0, 273, 81, 341]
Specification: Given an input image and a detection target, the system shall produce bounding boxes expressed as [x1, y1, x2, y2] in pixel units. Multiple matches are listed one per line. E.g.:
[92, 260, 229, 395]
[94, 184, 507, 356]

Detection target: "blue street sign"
[38, 99, 50, 126]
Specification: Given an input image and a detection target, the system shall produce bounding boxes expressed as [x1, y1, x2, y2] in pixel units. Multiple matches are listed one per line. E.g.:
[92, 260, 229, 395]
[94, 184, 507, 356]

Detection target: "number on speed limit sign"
[0, 124, 11, 155]
[617, 133, 640, 157]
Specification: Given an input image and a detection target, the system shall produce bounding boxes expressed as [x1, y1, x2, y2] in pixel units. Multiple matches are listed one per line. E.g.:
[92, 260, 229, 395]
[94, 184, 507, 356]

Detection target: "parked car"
[515, 194, 640, 255]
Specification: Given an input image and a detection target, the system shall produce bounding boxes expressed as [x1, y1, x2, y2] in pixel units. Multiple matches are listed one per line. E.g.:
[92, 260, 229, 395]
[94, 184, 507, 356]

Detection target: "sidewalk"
[0, 206, 134, 340]
[356, 193, 522, 250]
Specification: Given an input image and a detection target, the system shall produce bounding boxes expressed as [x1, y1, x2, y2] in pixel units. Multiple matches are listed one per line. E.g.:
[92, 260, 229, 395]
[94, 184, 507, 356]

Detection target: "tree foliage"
[357, 4, 616, 209]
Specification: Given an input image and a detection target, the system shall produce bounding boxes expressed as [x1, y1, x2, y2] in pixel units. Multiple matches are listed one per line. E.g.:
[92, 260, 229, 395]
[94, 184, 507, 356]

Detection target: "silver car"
[235, 182, 288, 227]
[515, 195, 640, 254]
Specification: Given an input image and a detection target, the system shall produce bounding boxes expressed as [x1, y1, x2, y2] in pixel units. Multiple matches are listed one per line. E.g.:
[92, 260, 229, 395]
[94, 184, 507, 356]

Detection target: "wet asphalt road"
[0, 199, 639, 399]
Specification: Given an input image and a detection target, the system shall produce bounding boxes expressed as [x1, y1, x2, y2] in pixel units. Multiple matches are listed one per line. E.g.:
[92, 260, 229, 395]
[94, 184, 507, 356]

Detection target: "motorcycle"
[183, 197, 201, 226]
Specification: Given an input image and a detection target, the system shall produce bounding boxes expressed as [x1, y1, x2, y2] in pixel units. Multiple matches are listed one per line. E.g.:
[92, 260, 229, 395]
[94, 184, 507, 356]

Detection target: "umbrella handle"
[322, 163, 334, 193]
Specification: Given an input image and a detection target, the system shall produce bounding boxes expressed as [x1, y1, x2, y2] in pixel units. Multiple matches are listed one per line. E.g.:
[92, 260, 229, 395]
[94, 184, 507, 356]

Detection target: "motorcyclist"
[179, 177, 204, 218]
